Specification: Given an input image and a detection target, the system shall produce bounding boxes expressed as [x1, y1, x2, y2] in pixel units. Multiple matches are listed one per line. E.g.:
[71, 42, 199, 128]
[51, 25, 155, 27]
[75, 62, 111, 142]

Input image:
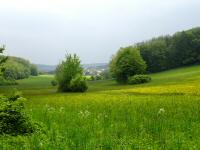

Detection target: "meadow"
[1, 65, 200, 149]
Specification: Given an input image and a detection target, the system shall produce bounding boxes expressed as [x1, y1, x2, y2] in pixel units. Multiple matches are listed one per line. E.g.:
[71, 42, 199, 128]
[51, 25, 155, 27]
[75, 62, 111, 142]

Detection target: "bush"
[70, 76, 88, 92]
[51, 80, 58, 86]
[95, 75, 102, 80]
[128, 75, 151, 84]
[90, 76, 95, 81]
[0, 92, 36, 135]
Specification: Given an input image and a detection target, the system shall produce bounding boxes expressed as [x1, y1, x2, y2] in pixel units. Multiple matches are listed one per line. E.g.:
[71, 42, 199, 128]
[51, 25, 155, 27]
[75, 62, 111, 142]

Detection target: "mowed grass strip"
[1, 66, 200, 149]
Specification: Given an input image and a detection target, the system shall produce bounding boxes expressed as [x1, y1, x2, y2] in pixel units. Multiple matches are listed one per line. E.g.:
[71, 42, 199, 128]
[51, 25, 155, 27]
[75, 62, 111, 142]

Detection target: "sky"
[0, 0, 200, 65]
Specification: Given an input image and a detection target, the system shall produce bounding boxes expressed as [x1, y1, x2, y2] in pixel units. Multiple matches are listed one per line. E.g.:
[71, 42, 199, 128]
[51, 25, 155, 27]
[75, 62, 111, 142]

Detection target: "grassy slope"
[1, 66, 200, 149]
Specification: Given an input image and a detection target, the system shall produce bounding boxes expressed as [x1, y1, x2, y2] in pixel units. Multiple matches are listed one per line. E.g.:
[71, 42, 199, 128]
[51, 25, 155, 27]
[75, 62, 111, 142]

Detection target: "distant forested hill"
[133, 27, 200, 73]
[82, 63, 108, 70]
[1, 56, 38, 80]
[36, 64, 56, 73]
[36, 63, 108, 74]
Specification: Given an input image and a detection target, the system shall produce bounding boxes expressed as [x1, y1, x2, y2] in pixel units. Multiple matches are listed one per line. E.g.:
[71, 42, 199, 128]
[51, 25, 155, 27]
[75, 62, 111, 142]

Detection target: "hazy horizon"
[1, 0, 200, 65]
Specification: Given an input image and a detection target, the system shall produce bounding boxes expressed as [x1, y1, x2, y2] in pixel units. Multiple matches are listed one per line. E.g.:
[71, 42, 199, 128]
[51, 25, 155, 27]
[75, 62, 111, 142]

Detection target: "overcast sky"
[0, 0, 200, 65]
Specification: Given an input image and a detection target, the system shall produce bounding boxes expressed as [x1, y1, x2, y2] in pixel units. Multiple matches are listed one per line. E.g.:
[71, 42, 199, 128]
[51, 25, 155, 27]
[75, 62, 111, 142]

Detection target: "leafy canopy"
[137, 27, 200, 73]
[55, 53, 87, 92]
[110, 47, 146, 83]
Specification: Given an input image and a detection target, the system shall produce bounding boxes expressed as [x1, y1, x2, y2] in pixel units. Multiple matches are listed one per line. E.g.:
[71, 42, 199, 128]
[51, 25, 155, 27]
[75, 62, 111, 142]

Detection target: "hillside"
[3, 65, 199, 94]
[36, 64, 56, 73]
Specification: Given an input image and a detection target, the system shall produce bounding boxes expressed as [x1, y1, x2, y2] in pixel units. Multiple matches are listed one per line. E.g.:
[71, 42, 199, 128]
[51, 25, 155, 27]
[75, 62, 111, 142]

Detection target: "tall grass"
[1, 66, 200, 149]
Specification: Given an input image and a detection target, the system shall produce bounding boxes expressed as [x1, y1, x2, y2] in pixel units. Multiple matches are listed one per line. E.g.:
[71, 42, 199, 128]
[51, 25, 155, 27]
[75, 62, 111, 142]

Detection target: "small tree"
[55, 53, 87, 92]
[110, 46, 146, 83]
[30, 64, 38, 76]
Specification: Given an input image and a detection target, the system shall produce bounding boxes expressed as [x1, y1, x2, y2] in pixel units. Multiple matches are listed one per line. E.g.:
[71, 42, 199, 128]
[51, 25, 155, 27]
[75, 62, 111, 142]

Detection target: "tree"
[30, 64, 38, 76]
[1, 56, 38, 80]
[0, 45, 7, 73]
[55, 53, 87, 92]
[3, 58, 30, 80]
[136, 27, 200, 73]
[138, 36, 171, 72]
[168, 29, 200, 67]
[110, 47, 147, 83]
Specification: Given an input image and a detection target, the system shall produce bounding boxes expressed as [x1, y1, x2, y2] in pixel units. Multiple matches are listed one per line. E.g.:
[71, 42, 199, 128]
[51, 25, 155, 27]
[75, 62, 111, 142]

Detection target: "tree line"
[0, 55, 38, 81]
[137, 27, 200, 73]
[109, 27, 200, 83]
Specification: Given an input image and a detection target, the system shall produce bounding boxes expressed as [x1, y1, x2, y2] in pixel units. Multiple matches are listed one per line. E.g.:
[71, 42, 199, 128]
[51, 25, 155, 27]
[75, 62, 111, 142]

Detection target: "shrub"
[70, 75, 88, 92]
[51, 80, 58, 86]
[0, 92, 36, 135]
[95, 75, 102, 80]
[128, 75, 151, 84]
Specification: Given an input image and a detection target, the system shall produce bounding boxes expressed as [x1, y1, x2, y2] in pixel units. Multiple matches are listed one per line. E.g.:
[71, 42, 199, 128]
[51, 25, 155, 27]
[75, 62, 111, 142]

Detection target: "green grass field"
[1, 66, 200, 149]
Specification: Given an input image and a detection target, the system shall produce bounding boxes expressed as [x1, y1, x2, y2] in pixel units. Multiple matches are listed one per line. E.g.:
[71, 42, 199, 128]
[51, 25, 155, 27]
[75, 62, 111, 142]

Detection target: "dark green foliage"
[137, 36, 171, 72]
[51, 80, 58, 86]
[0, 45, 5, 53]
[0, 45, 7, 74]
[110, 47, 147, 83]
[30, 64, 38, 76]
[0, 76, 17, 86]
[2, 56, 38, 80]
[90, 75, 95, 81]
[0, 45, 16, 86]
[3, 60, 30, 80]
[0, 92, 35, 135]
[168, 29, 200, 67]
[55, 53, 87, 92]
[137, 27, 200, 73]
[70, 75, 88, 92]
[128, 75, 151, 84]
[95, 75, 103, 80]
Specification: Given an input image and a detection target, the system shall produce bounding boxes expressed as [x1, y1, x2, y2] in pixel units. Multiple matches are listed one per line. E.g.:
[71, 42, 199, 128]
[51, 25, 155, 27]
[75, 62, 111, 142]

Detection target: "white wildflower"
[78, 110, 91, 118]
[158, 108, 165, 114]
[59, 107, 64, 112]
[46, 106, 55, 112]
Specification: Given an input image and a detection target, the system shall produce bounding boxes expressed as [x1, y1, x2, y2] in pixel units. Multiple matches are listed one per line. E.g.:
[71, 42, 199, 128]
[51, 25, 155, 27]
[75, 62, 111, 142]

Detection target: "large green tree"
[110, 47, 146, 83]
